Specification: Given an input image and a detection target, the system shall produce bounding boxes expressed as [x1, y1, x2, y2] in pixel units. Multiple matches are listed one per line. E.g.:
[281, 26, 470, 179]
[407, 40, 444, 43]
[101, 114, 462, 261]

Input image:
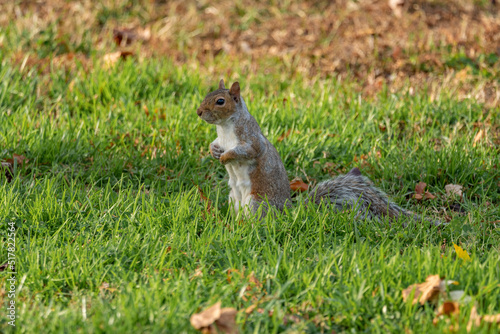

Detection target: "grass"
[0, 1, 499, 332]
[0, 56, 499, 333]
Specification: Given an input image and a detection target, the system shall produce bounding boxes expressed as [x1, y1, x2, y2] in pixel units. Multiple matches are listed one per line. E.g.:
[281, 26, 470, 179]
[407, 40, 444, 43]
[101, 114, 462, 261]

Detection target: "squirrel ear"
[218, 79, 225, 90]
[229, 82, 240, 102]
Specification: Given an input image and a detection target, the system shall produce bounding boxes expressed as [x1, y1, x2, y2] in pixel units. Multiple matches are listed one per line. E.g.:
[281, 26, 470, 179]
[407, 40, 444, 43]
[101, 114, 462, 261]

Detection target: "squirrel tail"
[306, 168, 441, 226]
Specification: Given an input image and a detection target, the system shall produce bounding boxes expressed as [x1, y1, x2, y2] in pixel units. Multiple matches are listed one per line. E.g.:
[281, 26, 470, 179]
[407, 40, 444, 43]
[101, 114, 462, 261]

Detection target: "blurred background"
[1, 0, 499, 106]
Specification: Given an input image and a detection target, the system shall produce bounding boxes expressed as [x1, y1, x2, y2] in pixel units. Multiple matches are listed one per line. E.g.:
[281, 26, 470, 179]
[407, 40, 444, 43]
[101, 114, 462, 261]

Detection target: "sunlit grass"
[0, 56, 498, 333]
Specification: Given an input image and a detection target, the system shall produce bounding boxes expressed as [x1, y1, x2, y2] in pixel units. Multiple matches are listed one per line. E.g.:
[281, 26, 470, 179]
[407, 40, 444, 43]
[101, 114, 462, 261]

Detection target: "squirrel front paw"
[210, 143, 224, 160]
[219, 152, 230, 165]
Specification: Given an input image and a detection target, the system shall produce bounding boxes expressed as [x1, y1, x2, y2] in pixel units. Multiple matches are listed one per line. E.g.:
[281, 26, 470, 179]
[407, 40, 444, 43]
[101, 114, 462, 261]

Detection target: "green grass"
[0, 57, 499, 333]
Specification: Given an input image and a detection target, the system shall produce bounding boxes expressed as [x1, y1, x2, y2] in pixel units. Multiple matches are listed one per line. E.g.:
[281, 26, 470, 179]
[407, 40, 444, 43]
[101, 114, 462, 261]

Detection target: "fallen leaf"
[437, 301, 460, 317]
[415, 182, 426, 194]
[433, 301, 460, 326]
[248, 272, 262, 289]
[424, 191, 436, 200]
[445, 184, 463, 201]
[402, 275, 457, 305]
[190, 302, 238, 334]
[6, 154, 28, 166]
[113, 27, 151, 46]
[0, 262, 8, 271]
[467, 306, 481, 332]
[467, 306, 500, 332]
[453, 244, 471, 262]
[413, 182, 435, 200]
[226, 268, 243, 283]
[473, 129, 486, 147]
[103, 51, 134, 69]
[191, 268, 203, 280]
[195, 184, 213, 213]
[277, 129, 291, 142]
[389, 0, 405, 17]
[290, 178, 308, 192]
[1, 162, 13, 182]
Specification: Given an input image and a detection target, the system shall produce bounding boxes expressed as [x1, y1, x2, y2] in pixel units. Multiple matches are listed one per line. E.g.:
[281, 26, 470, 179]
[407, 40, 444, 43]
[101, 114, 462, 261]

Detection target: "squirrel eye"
[216, 98, 225, 105]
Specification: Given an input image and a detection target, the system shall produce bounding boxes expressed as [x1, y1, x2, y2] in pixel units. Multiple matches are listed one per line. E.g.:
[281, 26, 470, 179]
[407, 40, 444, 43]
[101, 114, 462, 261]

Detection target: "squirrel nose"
[196, 108, 203, 117]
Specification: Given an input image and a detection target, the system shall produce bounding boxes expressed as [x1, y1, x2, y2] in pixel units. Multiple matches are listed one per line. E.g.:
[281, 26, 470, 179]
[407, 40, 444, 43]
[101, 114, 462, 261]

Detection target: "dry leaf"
[290, 178, 308, 192]
[413, 182, 435, 200]
[191, 268, 203, 279]
[453, 244, 471, 262]
[0, 262, 8, 271]
[103, 51, 134, 69]
[277, 129, 291, 142]
[445, 184, 463, 200]
[190, 302, 238, 334]
[402, 275, 457, 305]
[467, 306, 500, 332]
[424, 191, 436, 200]
[389, 0, 405, 17]
[195, 185, 213, 213]
[473, 129, 486, 147]
[6, 154, 28, 166]
[248, 272, 262, 289]
[1, 162, 13, 183]
[437, 301, 460, 317]
[415, 182, 426, 195]
[433, 301, 460, 327]
[113, 27, 151, 46]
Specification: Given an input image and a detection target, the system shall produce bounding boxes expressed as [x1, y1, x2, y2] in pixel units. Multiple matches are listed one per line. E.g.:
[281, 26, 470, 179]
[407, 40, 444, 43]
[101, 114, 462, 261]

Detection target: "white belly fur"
[216, 123, 253, 214]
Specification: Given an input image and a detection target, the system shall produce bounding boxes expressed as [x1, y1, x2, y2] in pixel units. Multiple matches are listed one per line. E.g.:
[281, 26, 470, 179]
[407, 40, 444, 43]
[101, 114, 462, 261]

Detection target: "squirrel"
[196, 79, 440, 225]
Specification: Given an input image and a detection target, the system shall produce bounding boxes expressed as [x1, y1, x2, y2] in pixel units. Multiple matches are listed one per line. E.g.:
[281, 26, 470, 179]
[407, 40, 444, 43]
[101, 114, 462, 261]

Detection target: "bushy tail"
[306, 168, 441, 226]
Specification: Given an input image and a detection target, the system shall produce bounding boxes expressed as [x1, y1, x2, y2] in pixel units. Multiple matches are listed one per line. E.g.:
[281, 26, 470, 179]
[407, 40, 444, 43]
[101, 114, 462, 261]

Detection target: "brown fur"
[197, 80, 441, 225]
[197, 80, 291, 216]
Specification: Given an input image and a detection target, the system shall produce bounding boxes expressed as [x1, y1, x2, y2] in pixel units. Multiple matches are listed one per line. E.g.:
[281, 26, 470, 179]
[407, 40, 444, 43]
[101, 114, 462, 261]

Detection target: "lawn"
[1, 1, 500, 333]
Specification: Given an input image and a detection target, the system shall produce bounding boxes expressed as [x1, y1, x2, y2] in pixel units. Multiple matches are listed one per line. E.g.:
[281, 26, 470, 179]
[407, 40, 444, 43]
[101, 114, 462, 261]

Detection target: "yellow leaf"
[453, 243, 471, 262]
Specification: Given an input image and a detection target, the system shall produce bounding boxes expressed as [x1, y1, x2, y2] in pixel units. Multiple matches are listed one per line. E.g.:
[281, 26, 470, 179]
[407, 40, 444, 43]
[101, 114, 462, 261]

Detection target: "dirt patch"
[1, 0, 499, 104]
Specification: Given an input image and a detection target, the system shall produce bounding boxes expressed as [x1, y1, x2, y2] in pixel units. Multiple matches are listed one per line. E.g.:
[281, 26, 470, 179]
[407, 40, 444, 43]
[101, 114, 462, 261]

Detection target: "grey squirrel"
[197, 79, 440, 225]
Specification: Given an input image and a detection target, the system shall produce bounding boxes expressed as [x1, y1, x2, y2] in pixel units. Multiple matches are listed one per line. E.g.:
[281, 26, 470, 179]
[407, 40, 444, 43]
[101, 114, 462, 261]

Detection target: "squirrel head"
[196, 80, 241, 124]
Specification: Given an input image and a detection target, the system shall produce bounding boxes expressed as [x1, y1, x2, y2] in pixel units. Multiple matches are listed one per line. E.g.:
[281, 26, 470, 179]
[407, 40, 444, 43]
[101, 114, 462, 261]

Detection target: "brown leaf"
[415, 182, 427, 195]
[473, 129, 486, 147]
[413, 182, 433, 200]
[1, 162, 13, 183]
[389, 0, 405, 17]
[413, 193, 423, 200]
[226, 268, 243, 283]
[277, 129, 291, 142]
[290, 178, 308, 192]
[190, 302, 238, 334]
[113, 27, 150, 46]
[248, 272, 262, 289]
[402, 275, 455, 305]
[424, 191, 436, 200]
[437, 301, 460, 317]
[6, 154, 28, 166]
[467, 306, 500, 332]
[216, 308, 238, 334]
[0, 262, 8, 271]
[196, 185, 213, 213]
